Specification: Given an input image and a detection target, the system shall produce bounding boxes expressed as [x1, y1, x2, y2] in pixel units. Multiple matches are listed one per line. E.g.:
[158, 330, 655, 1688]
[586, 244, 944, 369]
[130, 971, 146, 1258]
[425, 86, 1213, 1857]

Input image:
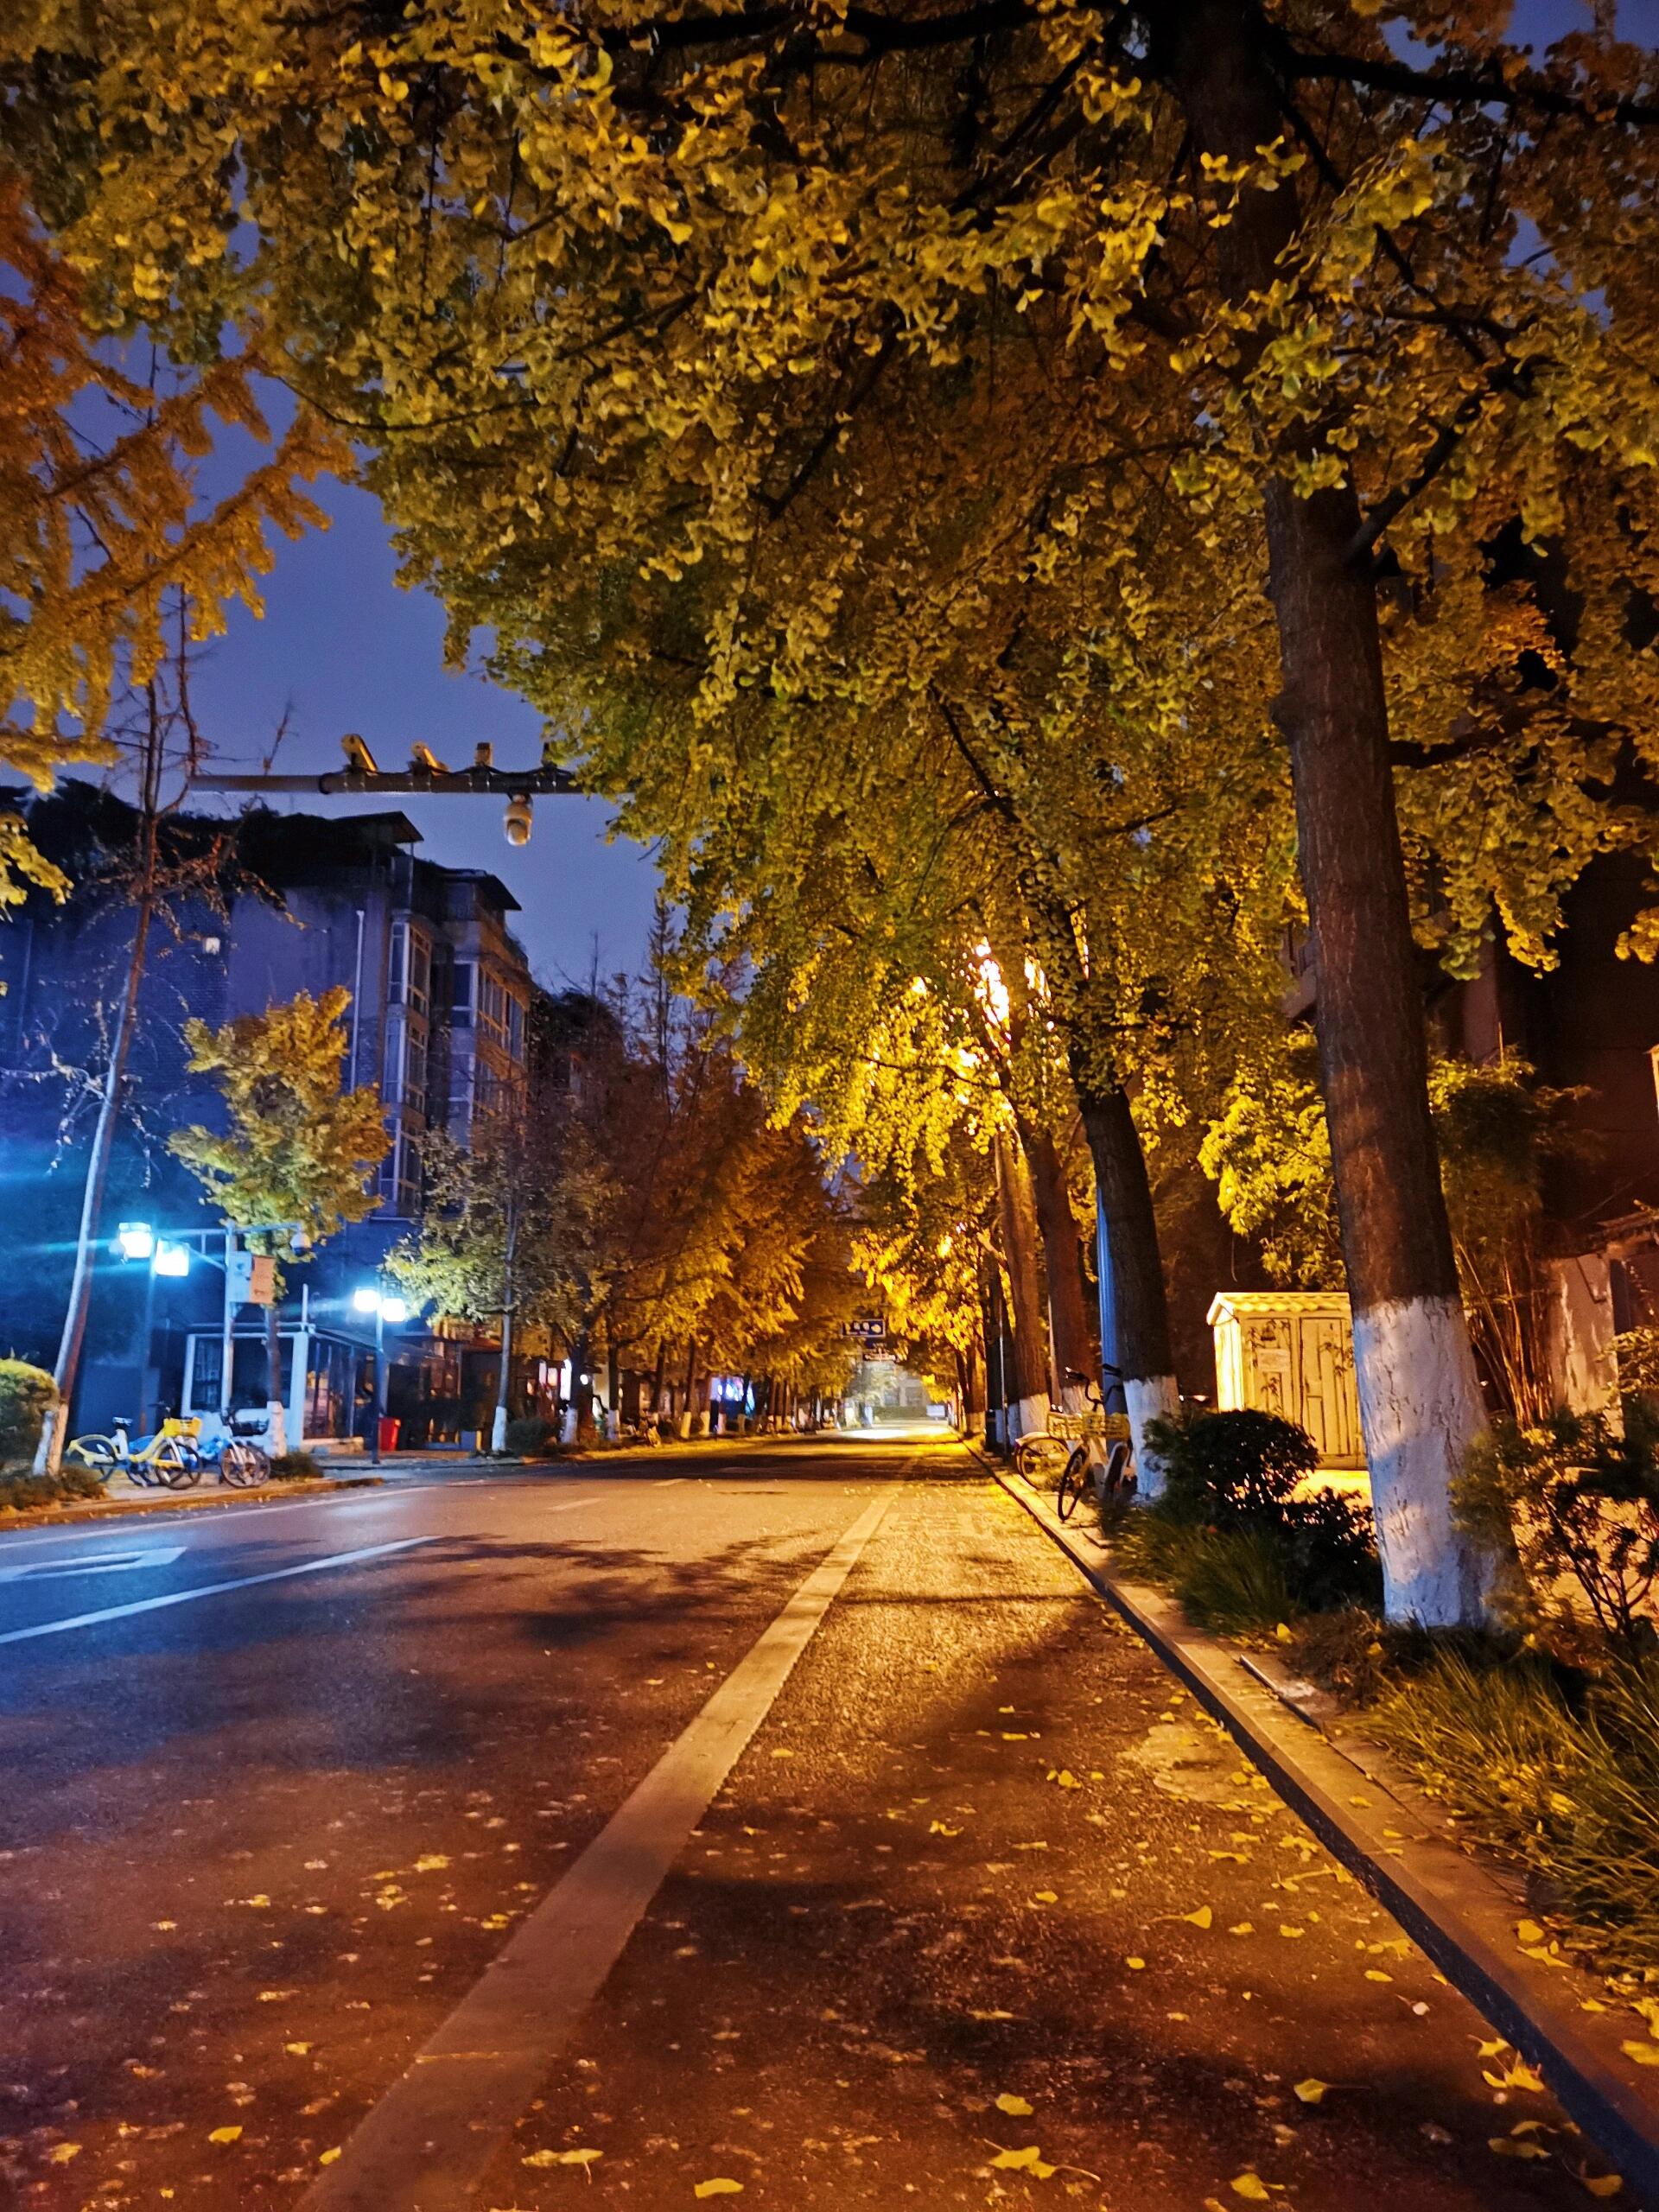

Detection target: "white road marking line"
[0, 1536, 435, 1645]
[0, 1545, 186, 1584]
[656, 1476, 687, 1487]
[300, 1482, 903, 2212]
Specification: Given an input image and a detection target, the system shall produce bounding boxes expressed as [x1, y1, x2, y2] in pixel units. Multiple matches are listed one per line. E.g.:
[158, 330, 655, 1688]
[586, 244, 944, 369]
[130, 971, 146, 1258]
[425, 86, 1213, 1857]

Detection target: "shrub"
[1150, 1406, 1319, 1522]
[270, 1449, 324, 1482]
[0, 1358, 57, 1467]
[503, 1414, 556, 1457]
[1456, 1408, 1659, 1658]
[1131, 1408, 1382, 1621]
[0, 1464, 104, 1512]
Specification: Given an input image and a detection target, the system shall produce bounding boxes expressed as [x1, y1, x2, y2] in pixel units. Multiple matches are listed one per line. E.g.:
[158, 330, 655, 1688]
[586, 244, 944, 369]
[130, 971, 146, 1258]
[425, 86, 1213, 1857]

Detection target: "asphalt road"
[0, 1437, 1636, 2209]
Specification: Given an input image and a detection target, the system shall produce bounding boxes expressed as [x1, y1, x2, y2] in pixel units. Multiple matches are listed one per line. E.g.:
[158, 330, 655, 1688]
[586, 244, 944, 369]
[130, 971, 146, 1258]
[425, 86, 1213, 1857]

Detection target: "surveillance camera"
[504, 793, 532, 846]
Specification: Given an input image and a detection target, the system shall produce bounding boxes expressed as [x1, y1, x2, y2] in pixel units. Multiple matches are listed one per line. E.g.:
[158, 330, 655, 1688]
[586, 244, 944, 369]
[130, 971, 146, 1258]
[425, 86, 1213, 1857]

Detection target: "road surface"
[0, 1436, 1632, 2208]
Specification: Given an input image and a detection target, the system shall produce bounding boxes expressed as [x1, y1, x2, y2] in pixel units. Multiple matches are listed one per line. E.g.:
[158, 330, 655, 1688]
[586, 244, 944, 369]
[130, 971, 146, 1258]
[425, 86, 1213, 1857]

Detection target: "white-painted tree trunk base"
[32, 1407, 60, 1478]
[1125, 1374, 1180, 1501]
[1351, 1293, 1491, 1628]
[265, 1402, 288, 1459]
[491, 1405, 510, 1452]
[1008, 1393, 1051, 1443]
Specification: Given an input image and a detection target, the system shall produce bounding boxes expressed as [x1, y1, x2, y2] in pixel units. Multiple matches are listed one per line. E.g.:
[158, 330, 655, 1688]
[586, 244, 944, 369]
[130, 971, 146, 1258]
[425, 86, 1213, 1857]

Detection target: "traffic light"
[504, 792, 532, 846]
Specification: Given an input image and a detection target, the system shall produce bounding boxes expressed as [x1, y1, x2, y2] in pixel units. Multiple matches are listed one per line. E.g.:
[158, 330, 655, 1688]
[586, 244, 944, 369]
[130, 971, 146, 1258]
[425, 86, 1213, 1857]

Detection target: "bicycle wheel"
[1056, 1446, 1090, 1522]
[221, 1441, 269, 1486]
[152, 1437, 200, 1489]
[1099, 1439, 1135, 1504]
[63, 1435, 120, 1484]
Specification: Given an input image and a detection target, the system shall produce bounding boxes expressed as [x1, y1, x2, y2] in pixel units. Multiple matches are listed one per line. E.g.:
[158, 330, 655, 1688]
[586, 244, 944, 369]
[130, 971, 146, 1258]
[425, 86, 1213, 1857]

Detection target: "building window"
[390, 921, 431, 1016]
[507, 995, 525, 1065]
[479, 971, 509, 1048]
[451, 961, 474, 1029]
[404, 1029, 428, 1119]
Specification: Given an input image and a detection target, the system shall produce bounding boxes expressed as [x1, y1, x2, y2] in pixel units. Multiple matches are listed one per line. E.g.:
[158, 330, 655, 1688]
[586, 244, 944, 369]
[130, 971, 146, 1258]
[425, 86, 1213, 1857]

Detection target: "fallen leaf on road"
[970, 2010, 1016, 2022]
[769, 1750, 794, 1760]
[1516, 1919, 1547, 1947]
[1002, 1732, 1030, 1742]
[930, 1822, 962, 1837]
[1280, 1926, 1306, 1939]
[1475, 2038, 1509, 2058]
[1275, 1624, 1293, 1643]
[153, 1919, 177, 1930]
[995, 2094, 1033, 2116]
[1229, 1922, 1255, 1936]
[1183, 1906, 1213, 1930]
[1125, 1956, 1146, 1971]
[1484, 2062, 1544, 2093]
[414, 1855, 451, 1872]
[1579, 2173, 1623, 2196]
[1293, 2080, 1330, 2104]
[209, 2126, 243, 2144]
[1620, 2042, 1659, 2068]
[989, 2146, 1055, 2177]
[1047, 1769, 1082, 1789]
[1031, 1891, 1058, 1904]
[693, 2181, 744, 2197]
[46, 2145, 80, 2164]
[1230, 2174, 1271, 2200]
[524, 2150, 603, 2171]
[320, 2148, 341, 2165]
[285, 2043, 313, 2056]
[257, 1989, 296, 2002]
[1490, 2137, 1550, 2160]
[1364, 1969, 1392, 1982]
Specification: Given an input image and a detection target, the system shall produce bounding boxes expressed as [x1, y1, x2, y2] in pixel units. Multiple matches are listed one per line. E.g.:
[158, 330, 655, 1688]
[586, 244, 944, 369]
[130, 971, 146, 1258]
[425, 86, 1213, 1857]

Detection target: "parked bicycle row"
[63, 1414, 270, 1490]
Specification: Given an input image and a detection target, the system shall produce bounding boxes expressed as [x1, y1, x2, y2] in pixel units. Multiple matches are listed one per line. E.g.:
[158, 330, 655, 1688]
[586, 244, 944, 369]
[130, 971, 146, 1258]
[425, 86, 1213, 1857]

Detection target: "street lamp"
[354, 1285, 410, 1464]
[115, 1221, 156, 1262]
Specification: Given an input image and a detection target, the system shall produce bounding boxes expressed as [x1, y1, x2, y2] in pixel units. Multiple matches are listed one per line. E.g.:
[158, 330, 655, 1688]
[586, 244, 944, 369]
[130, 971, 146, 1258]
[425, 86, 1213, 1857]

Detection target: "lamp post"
[353, 1283, 409, 1464]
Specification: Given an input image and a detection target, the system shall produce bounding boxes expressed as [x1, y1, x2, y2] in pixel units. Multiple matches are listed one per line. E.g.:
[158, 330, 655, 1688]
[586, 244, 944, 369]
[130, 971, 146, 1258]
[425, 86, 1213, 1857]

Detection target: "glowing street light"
[116, 1221, 156, 1262]
[354, 1281, 414, 1463]
[152, 1240, 191, 1279]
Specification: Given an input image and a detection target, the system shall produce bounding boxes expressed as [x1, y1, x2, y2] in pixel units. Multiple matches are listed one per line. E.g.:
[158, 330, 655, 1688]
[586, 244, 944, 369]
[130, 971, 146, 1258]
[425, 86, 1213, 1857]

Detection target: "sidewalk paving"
[476, 1469, 1637, 2210]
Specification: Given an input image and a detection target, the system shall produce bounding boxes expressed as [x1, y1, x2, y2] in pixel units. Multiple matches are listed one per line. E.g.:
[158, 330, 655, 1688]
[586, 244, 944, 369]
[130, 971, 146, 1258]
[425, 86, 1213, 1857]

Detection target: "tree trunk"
[1021, 1122, 1093, 1403]
[1071, 1071, 1179, 1496]
[994, 1130, 1051, 1439]
[1162, 0, 1490, 1625]
[651, 1338, 668, 1421]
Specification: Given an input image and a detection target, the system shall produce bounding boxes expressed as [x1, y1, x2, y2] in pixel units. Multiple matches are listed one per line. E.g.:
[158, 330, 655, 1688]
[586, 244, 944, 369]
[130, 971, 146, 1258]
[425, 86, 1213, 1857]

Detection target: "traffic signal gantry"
[192, 738, 579, 846]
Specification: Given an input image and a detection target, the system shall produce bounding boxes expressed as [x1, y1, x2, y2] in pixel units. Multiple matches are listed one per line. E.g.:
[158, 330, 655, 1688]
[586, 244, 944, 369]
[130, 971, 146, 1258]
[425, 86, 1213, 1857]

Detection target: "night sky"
[187, 435, 664, 993]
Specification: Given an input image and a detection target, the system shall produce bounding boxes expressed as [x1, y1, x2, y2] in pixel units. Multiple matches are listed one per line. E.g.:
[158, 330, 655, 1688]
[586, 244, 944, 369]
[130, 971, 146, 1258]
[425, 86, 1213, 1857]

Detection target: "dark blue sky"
[188, 459, 663, 991]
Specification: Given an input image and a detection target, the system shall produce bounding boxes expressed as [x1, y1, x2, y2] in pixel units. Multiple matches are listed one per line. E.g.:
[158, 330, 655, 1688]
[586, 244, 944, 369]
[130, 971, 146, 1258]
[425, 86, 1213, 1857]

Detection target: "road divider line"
[0, 1536, 435, 1645]
[301, 1481, 903, 2212]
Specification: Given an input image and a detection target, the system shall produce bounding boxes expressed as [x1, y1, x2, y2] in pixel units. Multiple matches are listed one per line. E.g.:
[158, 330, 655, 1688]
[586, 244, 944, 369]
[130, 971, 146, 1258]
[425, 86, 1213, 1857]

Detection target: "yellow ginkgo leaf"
[1476, 2037, 1510, 2058]
[1183, 1905, 1213, 1930]
[1364, 1968, 1393, 1982]
[1049, 1769, 1082, 1789]
[1280, 1926, 1306, 1939]
[46, 2145, 81, 2164]
[970, 2009, 1015, 2021]
[693, 2183, 745, 2198]
[286, 2042, 313, 2056]
[1125, 1956, 1147, 1970]
[1230, 1922, 1255, 1936]
[208, 2126, 243, 2145]
[995, 2094, 1033, 2116]
[930, 1821, 961, 1836]
[524, 2148, 603, 2169]
[1230, 2174, 1272, 2201]
[414, 1853, 450, 1872]
[1031, 1890, 1058, 1904]
[1293, 2078, 1330, 2104]
[769, 1748, 794, 1759]
[1580, 2172, 1623, 2197]
[1620, 2041, 1659, 2068]
[320, 2148, 341, 2166]
[1490, 2137, 1550, 2160]
[1516, 1919, 1547, 1947]
[990, 2146, 1055, 2177]
[1274, 1623, 1293, 1643]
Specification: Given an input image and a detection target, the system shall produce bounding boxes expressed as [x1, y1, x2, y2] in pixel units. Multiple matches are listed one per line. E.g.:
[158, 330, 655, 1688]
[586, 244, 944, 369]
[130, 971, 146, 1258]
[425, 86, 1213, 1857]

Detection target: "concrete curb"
[990, 1462, 1659, 2207]
[0, 1474, 385, 1531]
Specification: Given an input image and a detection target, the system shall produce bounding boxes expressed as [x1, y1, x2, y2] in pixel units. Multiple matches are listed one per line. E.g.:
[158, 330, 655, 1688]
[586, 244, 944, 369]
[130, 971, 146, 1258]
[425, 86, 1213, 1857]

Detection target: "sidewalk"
[474, 1470, 1634, 2209]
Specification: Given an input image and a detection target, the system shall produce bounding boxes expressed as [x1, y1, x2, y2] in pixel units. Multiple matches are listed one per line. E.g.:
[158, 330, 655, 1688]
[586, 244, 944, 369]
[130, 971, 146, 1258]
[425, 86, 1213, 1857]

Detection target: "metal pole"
[136, 1262, 158, 1435]
[220, 1228, 236, 1422]
[372, 1300, 385, 1465]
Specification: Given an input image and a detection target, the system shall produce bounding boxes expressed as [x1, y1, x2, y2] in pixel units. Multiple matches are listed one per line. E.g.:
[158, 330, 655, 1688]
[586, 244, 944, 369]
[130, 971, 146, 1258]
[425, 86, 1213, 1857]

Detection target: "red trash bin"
[378, 1415, 401, 1453]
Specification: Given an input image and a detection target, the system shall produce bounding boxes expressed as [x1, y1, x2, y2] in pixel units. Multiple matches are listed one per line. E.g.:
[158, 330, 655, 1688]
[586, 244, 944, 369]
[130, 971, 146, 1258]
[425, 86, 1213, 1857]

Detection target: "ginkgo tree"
[169, 988, 390, 1456]
[14, 3, 1659, 1620]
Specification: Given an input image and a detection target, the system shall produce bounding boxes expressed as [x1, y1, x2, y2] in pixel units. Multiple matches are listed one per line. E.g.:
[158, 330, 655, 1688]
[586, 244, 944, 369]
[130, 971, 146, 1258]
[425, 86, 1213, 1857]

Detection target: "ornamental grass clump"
[1106, 1408, 1381, 1630]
